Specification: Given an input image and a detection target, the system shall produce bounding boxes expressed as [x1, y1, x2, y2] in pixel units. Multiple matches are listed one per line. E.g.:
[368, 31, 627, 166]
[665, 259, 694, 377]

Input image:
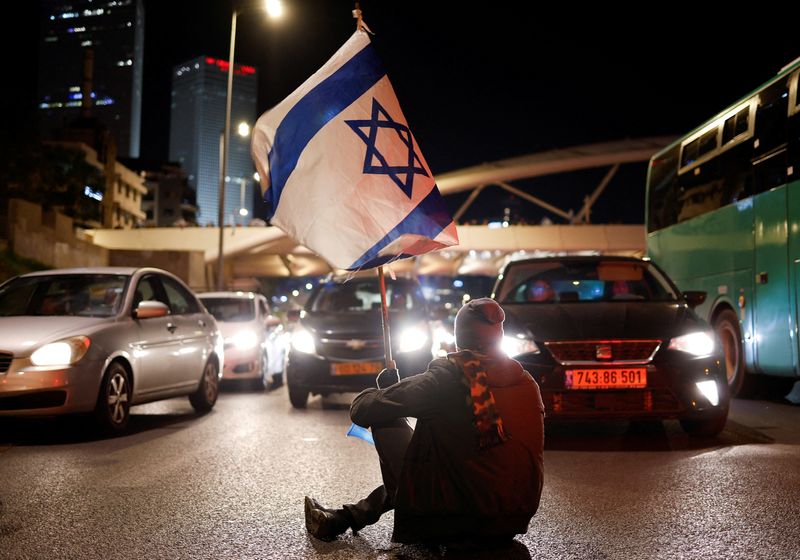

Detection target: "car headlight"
[226, 330, 259, 350]
[668, 331, 714, 356]
[432, 325, 455, 357]
[398, 326, 428, 353]
[502, 334, 539, 357]
[433, 326, 455, 346]
[30, 336, 91, 366]
[291, 327, 316, 354]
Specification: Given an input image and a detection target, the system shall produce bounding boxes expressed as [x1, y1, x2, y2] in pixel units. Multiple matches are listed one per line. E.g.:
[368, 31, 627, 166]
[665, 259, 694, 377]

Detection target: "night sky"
[5, 2, 800, 224]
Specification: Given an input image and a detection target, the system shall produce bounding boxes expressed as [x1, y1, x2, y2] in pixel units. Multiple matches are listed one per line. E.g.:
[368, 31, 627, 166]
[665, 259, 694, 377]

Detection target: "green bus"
[647, 57, 800, 398]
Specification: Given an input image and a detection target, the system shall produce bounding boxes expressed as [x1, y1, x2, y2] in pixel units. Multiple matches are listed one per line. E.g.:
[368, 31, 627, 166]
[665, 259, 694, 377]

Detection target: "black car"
[285, 276, 433, 408]
[494, 256, 729, 436]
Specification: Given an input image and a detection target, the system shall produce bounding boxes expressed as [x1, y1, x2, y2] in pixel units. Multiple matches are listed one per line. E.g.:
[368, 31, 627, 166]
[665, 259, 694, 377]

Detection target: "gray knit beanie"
[454, 298, 505, 352]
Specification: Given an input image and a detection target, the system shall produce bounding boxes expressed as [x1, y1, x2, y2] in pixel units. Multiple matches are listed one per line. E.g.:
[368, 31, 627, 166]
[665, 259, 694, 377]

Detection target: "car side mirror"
[682, 291, 707, 309]
[286, 309, 301, 323]
[266, 315, 282, 328]
[134, 300, 170, 319]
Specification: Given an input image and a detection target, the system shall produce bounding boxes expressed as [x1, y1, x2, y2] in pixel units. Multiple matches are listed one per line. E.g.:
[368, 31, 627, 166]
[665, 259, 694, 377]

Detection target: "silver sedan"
[0, 267, 224, 432]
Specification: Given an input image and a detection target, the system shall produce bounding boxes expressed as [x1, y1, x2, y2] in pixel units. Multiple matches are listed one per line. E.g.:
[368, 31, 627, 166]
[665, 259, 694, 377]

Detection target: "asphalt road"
[1, 382, 799, 560]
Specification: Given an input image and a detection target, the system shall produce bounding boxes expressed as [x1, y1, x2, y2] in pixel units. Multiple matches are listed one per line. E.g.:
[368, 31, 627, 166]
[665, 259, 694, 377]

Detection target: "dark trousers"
[343, 418, 413, 532]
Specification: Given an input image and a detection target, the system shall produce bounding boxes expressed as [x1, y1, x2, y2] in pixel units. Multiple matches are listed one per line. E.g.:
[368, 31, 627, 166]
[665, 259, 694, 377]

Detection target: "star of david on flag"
[251, 31, 458, 271]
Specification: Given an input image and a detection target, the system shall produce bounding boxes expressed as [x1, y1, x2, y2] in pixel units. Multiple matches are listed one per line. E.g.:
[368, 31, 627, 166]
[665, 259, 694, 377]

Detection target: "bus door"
[790, 69, 800, 377]
[784, 179, 800, 379]
[752, 78, 793, 375]
[753, 188, 792, 375]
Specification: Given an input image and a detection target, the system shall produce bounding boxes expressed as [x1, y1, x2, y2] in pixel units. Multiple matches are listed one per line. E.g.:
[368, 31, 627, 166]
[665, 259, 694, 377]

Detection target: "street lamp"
[237, 177, 250, 226]
[217, 0, 284, 290]
[236, 121, 251, 226]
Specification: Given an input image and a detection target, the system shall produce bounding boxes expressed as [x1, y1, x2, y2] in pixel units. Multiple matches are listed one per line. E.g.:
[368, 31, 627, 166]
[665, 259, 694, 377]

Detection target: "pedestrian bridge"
[88, 137, 671, 283]
[90, 223, 644, 280]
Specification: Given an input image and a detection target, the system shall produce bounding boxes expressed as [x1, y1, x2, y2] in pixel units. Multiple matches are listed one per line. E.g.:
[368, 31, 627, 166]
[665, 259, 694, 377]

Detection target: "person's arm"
[350, 361, 452, 428]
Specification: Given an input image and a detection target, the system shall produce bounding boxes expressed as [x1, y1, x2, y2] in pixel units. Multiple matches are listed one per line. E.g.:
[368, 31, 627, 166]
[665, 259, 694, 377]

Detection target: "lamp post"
[216, 0, 284, 290]
[236, 122, 251, 226]
[238, 180, 249, 225]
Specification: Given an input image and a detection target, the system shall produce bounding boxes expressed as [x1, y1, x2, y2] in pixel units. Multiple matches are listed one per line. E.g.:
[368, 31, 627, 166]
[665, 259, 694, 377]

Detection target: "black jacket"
[350, 352, 545, 544]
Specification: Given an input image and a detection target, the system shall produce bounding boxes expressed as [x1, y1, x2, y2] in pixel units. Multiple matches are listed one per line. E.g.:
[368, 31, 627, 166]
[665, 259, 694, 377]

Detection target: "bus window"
[680, 127, 719, 171]
[646, 146, 679, 232]
[790, 71, 800, 175]
[752, 81, 788, 195]
[677, 180, 724, 223]
[722, 106, 750, 145]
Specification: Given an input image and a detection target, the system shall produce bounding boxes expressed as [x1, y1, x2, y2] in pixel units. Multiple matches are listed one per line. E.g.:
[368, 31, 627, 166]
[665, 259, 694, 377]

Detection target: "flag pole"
[377, 266, 397, 371]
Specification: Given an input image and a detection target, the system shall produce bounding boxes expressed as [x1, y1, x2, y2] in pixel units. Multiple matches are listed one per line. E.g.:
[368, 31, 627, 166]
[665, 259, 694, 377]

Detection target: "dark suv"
[285, 276, 433, 408]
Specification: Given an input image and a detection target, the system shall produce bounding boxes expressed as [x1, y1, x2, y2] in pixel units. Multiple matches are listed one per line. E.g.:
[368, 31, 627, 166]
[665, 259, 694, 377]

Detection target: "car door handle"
[198, 319, 206, 328]
[167, 323, 178, 333]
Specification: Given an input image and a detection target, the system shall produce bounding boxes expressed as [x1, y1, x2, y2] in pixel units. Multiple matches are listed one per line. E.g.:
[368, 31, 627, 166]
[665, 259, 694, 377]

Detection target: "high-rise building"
[169, 56, 257, 226]
[38, 0, 145, 158]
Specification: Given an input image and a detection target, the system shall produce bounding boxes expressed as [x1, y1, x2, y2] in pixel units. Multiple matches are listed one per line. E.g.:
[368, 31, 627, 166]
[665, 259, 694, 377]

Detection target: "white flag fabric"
[251, 30, 458, 271]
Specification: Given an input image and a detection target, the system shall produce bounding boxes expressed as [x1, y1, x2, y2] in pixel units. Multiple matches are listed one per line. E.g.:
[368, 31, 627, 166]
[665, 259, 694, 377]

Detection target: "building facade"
[169, 56, 257, 226]
[134, 163, 198, 227]
[38, 0, 145, 158]
[48, 141, 146, 228]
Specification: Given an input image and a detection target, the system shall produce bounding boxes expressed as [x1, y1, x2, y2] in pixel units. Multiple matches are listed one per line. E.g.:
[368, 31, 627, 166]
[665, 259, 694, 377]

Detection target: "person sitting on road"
[303, 298, 545, 549]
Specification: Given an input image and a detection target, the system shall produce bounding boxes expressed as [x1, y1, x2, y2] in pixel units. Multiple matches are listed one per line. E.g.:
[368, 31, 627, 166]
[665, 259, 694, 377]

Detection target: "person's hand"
[376, 367, 400, 389]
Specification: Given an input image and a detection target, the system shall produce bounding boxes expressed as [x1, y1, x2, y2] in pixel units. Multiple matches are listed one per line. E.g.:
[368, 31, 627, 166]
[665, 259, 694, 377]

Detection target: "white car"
[198, 292, 287, 389]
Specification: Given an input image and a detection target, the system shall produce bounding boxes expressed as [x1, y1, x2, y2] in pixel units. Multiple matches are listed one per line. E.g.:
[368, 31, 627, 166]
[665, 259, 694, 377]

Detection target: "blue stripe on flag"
[266, 44, 385, 215]
[347, 186, 454, 270]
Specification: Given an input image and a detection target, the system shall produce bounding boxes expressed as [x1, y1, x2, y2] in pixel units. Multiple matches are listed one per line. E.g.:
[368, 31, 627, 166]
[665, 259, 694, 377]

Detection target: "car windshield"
[201, 298, 255, 322]
[309, 281, 423, 313]
[497, 260, 679, 304]
[0, 274, 129, 317]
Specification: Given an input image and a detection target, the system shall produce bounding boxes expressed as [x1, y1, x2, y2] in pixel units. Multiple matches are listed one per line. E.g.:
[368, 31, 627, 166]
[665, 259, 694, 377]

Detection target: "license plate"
[564, 368, 647, 390]
[331, 361, 382, 376]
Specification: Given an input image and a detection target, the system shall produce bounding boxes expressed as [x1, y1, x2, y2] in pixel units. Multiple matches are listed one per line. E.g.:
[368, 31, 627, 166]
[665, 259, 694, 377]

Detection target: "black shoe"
[306, 496, 338, 515]
[304, 496, 350, 542]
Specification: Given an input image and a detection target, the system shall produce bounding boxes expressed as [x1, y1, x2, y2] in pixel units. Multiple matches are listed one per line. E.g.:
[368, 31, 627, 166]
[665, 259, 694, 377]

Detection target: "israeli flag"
[251, 31, 458, 271]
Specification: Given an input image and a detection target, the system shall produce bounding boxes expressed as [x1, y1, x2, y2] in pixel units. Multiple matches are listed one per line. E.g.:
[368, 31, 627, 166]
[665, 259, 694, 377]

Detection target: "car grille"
[0, 390, 67, 410]
[0, 352, 12, 374]
[317, 337, 384, 361]
[548, 388, 681, 414]
[545, 340, 661, 364]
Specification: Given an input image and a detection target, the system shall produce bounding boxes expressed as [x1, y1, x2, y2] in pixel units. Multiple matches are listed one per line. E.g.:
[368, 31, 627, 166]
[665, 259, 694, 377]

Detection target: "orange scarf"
[448, 351, 508, 450]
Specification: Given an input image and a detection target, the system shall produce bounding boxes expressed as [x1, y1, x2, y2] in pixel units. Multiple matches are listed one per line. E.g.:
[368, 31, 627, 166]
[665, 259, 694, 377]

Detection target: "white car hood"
[0, 316, 109, 356]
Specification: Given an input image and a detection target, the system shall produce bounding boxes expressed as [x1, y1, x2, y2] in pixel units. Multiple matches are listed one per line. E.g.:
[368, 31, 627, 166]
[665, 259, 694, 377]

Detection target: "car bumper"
[286, 348, 433, 395]
[0, 357, 106, 416]
[221, 345, 261, 380]
[519, 354, 729, 422]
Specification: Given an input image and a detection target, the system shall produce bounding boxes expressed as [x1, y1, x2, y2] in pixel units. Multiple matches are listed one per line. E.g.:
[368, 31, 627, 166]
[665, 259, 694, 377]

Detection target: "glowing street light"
[265, 0, 284, 18]
[217, 0, 284, 289]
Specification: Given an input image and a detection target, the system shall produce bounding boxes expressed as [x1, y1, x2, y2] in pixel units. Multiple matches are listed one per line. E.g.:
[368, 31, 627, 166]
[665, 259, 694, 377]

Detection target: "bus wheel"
[714, 309, 745, 397]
